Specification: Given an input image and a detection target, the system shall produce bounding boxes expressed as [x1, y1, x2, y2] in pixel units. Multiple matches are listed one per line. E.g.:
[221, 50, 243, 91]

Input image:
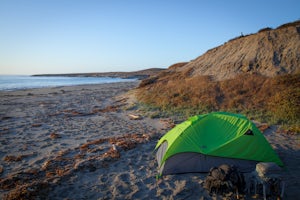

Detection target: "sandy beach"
[0, 81, 299, 199]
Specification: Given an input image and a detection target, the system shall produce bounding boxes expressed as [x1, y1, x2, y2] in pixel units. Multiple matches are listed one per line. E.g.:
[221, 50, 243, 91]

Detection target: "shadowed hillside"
[137, 20, 300, 132]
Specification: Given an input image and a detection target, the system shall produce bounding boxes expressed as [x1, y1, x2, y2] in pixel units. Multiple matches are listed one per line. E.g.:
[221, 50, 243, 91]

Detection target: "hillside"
[137, 20, 300, 131]
[171, 20, 300, 80]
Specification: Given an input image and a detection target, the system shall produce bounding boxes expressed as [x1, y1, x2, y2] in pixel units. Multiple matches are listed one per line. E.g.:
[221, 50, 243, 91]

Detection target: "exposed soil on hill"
[169, 20, 300, 80]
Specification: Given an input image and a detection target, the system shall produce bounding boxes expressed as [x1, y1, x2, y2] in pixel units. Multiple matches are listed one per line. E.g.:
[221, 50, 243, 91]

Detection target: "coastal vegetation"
[137, 73, 299, 132]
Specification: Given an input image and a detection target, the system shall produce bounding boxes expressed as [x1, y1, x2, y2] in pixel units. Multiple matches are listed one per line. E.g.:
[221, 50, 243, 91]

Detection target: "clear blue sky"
[0, 0, 299, 75]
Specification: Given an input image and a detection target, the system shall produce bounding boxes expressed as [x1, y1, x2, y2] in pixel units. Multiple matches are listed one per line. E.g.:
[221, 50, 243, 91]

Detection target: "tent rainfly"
[155, 112, 283, 175]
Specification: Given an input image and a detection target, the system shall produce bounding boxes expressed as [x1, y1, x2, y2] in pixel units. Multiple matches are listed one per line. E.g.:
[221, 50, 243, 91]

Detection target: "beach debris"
[98, 105, 120, 113]
[41, 160, 53, 170]
[31, 123, 42, 127]
[2, 181, 50, 200]
[21, 144, 28, 151]
[48, 103, 125, 118]
[62, 109, 85, 116]
[1, 98, 154, 198]
[24, 168, 39, 175]
[110, 133, 150, 148]
[103, 146, 120, 159]
[55, 168, 65, 177]
[80, 138, 107, 151]
[72, 133, 152, 173]
[0, 127, 9, 135]
[50, 132, 61, 139]
[49, 109, 95, 117]
[3, 155, 23, 162]
[0, 169, 41, 190]
[74, 153, 85, 160]
[87, 146, 104, 153]
[281, 129, 298, 135]
[159, 118, 175, 129]
[0, 175, 16, 190]
[257, 123, 270, 133]
[128, 114, 142, 120]
[114, 97, 128, 104]
[112, 144, 117, 151]
[80, 133, 150, 153]
[3, 153, 36, 163]
[114, 140, 137, 151]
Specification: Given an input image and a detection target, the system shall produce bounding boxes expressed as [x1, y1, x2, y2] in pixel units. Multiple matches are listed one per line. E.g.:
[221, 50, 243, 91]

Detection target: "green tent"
[155, 112, 283, 175]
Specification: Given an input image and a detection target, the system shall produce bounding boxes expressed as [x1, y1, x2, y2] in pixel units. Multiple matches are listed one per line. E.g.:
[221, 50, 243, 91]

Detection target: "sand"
[0, 81, 299, 199]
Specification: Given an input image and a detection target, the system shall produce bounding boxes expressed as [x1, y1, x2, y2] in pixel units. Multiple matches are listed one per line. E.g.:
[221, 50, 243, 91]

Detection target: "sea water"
[0, 75, 136, 91]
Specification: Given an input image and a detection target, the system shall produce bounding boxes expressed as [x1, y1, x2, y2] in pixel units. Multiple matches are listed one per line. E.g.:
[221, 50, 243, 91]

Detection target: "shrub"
[137, 73, 300, 133]
[258, 27, 273, 33]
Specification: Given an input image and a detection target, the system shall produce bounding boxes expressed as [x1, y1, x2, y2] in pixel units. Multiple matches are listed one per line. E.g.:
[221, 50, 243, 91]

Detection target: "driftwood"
[128, 114, 142, 120]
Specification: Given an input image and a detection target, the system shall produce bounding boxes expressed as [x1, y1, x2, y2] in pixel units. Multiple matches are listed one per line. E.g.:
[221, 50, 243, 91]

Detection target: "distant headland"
[32, 68, 165, 80]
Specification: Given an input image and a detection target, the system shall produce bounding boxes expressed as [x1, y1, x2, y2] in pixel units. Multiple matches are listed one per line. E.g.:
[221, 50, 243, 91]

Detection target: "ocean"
[0, 75, 136, 91]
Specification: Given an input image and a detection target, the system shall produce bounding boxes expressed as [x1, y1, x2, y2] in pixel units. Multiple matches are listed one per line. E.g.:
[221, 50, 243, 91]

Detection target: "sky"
[0, 0, 299, 75]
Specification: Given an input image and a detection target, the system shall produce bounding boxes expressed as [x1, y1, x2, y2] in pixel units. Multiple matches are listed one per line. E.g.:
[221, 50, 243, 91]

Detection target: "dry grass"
[137, 73, 300, 133]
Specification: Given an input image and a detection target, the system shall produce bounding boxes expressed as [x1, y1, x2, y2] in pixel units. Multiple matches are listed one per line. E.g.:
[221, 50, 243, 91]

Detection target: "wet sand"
[0, 82, 299, 199]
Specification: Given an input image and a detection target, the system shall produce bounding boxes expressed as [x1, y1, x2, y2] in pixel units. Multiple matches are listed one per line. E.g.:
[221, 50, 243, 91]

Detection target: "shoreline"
[0, 81, 139, 92]
[0, 75, 139, 92]
[0, 82, 299, 199]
